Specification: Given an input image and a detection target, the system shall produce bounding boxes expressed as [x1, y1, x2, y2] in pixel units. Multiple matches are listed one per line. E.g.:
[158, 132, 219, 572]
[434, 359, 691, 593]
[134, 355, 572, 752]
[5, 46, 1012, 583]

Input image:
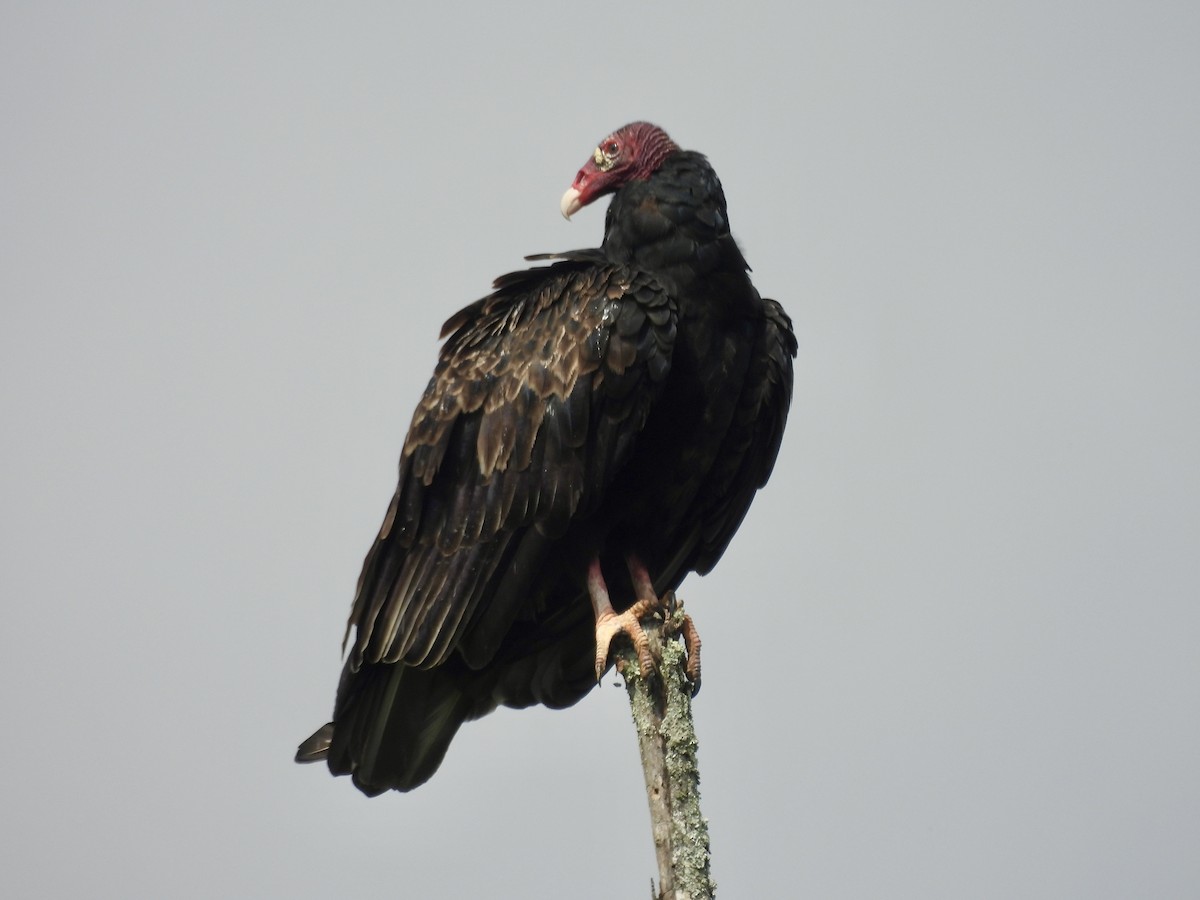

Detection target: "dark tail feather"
[294, 604, 600, 795]
[295, 722, 333, 762]
[303, 661, 491, 796]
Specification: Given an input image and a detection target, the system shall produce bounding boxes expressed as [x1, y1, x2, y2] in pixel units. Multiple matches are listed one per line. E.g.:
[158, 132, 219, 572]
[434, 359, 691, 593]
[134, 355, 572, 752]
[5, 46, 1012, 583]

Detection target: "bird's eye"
[594, 140, 621, 172]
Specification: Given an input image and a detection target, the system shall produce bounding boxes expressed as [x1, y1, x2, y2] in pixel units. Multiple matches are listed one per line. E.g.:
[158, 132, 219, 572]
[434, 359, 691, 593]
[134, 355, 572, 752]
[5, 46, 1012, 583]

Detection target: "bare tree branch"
[618, 595, 716, 900]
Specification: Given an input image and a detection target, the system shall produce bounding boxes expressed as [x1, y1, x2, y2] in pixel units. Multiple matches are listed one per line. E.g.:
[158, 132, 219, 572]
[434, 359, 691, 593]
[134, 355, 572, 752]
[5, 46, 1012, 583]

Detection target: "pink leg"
[588, 558, 656, 680]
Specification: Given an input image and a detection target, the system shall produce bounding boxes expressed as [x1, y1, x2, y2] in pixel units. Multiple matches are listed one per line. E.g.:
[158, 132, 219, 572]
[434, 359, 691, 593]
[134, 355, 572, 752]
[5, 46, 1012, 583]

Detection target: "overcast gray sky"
[3, 2, 1198, 898]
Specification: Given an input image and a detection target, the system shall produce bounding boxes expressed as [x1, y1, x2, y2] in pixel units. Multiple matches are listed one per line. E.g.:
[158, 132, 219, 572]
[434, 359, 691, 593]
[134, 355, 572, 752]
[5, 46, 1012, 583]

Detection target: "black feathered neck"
[600, 151, 751, 295]
[443, 151, 754, 346]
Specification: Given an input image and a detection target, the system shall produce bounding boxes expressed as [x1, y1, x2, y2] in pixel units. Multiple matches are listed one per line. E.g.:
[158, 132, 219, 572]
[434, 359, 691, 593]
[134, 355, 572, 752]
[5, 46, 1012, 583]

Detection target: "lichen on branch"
[617, 597, 716, 900]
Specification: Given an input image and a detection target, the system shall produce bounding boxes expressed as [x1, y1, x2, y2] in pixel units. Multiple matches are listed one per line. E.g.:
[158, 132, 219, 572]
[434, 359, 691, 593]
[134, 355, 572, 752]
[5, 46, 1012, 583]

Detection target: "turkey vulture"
[296, 122, 795, 795]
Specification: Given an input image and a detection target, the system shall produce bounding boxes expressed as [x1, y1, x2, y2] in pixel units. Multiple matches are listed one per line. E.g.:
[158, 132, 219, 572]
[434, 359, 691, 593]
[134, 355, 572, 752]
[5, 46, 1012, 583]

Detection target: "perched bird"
[296, 122, 795, 795]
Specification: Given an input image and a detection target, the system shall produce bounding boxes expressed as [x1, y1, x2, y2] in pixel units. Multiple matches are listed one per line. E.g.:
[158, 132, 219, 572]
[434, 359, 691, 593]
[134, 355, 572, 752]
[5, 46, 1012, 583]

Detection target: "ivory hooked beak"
[560, 187, 582, 220]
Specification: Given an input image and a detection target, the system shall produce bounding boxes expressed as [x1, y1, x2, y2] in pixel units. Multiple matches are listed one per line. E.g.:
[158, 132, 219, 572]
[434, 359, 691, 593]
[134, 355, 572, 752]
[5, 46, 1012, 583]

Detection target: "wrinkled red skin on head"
[569, 122, 680, 211]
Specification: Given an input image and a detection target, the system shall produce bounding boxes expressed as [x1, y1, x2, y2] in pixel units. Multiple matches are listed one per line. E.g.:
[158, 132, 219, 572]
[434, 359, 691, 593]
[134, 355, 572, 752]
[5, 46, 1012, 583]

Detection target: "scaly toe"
[594, 608, 655, 680]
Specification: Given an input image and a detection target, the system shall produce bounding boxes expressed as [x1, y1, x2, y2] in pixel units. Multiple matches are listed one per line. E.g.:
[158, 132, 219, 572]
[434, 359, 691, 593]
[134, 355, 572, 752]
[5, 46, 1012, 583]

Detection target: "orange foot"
[587, 556, 703, 689]
[593, 597, 658, 681]
[661, 591, 703, 691]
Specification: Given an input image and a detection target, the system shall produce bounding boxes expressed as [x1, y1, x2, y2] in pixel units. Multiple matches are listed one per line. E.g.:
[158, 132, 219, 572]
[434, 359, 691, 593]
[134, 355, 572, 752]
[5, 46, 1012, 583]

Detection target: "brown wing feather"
[691, 297, 797, 573]
[344, 260, 675, 672]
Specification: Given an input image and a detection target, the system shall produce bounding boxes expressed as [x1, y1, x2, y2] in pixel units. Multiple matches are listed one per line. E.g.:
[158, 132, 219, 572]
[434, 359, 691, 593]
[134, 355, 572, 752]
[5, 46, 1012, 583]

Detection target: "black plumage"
[297, 123, 796, 795]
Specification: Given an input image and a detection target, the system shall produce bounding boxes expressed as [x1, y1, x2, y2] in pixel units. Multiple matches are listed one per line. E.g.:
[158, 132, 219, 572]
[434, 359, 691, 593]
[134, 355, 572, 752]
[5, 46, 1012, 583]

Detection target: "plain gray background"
[3, 2, 1197, 897]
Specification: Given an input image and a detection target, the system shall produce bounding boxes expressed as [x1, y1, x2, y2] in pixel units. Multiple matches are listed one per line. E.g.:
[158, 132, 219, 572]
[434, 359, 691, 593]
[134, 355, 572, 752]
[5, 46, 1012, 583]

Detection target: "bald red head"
[560, 122, 680, 219]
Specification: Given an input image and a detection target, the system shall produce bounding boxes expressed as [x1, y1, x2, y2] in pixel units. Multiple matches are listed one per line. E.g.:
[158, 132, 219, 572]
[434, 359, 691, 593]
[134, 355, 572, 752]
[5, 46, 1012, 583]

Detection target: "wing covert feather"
[344, 261, 675, 671]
